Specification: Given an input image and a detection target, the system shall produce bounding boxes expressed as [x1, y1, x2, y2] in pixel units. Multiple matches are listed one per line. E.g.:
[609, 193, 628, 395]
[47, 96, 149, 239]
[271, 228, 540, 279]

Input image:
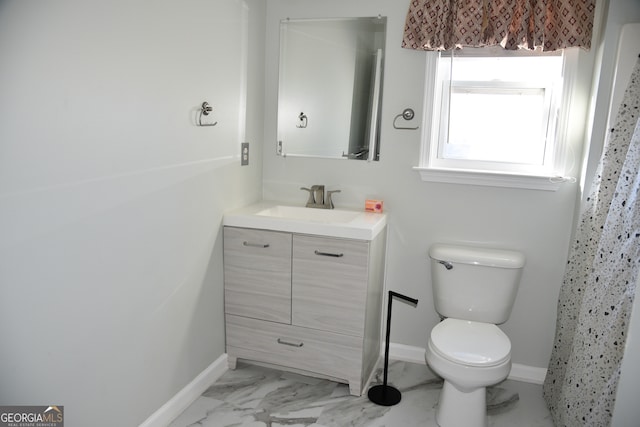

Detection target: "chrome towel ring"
[393, 108, 419, 130]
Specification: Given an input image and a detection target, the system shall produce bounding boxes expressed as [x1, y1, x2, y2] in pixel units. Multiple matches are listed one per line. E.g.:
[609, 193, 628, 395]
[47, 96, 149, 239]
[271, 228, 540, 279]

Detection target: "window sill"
[413, 167, 571, 191]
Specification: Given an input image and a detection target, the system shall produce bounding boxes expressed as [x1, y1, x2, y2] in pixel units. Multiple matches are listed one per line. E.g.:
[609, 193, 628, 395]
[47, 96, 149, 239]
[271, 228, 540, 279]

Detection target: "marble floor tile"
[169, 361, 553, 427]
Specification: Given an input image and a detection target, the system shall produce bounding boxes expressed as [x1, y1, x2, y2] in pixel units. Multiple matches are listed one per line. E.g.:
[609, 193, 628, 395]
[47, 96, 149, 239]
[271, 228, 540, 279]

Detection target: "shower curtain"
[542, 57, 640, 426]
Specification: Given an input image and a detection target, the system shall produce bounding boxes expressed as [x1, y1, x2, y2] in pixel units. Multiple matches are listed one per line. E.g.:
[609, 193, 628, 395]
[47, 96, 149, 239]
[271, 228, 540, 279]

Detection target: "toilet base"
[436, 381, 487, 427]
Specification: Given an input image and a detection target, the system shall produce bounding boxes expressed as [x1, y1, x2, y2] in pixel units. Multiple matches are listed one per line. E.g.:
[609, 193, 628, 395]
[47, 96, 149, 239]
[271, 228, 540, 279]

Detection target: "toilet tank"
[429, 243, 525, 324]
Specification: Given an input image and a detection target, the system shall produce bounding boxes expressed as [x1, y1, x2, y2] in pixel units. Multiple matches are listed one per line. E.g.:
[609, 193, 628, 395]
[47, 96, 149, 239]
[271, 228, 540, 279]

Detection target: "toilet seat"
[430, 318, 511, 367]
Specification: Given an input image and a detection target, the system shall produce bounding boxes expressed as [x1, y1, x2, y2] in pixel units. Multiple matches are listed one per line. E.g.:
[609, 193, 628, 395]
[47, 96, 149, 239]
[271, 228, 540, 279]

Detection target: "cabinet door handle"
[277, 338, 304, 347]
[243, 241, 270, 248]
[314, 250, 344, 258]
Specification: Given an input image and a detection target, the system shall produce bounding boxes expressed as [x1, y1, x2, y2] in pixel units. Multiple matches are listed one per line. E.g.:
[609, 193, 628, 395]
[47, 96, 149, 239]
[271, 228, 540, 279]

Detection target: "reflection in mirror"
[277, 17, 387, 161]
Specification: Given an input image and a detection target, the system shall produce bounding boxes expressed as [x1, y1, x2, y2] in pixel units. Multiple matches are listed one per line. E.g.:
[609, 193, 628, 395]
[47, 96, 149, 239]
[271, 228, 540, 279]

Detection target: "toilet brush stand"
[368, 290, 418, 406]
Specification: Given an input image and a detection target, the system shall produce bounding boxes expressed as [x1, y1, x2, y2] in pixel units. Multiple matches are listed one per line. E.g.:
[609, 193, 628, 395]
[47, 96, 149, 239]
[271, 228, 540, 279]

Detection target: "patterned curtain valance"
[402, 0, 596, 52]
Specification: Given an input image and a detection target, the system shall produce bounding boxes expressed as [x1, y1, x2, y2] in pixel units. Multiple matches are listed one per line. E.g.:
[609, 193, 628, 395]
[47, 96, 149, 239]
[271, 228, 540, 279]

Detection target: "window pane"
[451, 56, 562, 81]
[444, 87, 548, 165]
[435, 54, 563, 170]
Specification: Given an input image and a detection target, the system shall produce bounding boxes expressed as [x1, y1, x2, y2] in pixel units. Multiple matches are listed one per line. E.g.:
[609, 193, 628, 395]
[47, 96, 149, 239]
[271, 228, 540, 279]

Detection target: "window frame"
[414, 47, 579, 191]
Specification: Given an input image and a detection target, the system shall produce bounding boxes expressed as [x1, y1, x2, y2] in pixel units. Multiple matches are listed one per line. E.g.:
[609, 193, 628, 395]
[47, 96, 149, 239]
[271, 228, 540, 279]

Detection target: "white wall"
[0, 1, 265, 426]
[263, 0, 599, 369]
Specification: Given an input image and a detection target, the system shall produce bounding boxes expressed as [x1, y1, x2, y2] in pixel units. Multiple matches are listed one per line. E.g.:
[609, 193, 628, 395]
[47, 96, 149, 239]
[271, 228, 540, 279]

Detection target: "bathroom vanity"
[223, 202, 387, 396]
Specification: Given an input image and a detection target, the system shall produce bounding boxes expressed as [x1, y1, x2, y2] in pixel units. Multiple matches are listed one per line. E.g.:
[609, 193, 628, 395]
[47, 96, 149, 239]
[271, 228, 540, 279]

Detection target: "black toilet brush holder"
[368, 290, 418, 406]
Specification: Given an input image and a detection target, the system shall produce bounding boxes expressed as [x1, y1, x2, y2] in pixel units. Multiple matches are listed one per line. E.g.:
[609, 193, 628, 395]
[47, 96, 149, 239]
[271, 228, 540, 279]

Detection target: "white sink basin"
[224, 202, 387, 240]
[256, 205, 361, 223]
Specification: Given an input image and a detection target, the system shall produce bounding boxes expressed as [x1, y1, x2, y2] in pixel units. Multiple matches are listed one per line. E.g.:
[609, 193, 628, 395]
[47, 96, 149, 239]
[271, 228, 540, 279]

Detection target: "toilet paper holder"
[368, 290, 418, 406]
[198, 101, 218, 127]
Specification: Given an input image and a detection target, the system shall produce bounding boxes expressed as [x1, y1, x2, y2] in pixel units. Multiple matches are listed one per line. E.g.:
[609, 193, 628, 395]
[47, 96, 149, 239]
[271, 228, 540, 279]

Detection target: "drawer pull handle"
[243, 241, 270, 248]
[314, 250, 344, 258]
[277, 338, 304, 347]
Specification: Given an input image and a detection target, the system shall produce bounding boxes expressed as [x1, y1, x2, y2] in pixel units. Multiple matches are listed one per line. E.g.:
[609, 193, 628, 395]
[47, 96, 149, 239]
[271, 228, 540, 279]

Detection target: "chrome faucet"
[300, 185, 341, 209]
[312, 185, 324, 206]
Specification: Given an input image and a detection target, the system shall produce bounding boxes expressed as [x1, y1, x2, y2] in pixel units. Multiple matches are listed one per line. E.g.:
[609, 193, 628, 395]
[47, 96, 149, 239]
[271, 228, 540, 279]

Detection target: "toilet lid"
[430, 318, 511, 367]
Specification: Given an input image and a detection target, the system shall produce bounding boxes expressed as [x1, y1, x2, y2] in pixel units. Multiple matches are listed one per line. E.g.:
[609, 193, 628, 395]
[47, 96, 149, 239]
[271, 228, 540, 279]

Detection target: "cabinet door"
[224, 227, 292, 323]
[292, 235, 369, 336]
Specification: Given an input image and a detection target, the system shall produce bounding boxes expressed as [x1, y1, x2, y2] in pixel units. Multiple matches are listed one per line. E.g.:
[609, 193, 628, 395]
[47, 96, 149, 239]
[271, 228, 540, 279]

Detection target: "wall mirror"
[276, 17, 387, 161]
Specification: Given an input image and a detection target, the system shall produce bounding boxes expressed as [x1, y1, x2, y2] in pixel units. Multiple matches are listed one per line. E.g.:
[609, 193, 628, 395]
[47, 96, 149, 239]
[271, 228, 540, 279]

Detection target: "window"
[416, 47, 577, 190]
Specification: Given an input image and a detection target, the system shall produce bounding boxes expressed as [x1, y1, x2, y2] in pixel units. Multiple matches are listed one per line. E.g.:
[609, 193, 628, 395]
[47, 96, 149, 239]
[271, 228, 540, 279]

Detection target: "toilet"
[426, 243, 525, 427]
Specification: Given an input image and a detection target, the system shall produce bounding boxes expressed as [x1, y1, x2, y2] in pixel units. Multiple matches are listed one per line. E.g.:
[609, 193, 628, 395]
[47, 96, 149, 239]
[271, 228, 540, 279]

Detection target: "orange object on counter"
[365, 199, 384, 213]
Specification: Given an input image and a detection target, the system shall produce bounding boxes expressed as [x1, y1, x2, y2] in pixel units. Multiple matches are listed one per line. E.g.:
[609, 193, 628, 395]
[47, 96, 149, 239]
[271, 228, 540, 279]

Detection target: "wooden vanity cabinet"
[223, 226, 386, 396]
[223, 228, 292, 323]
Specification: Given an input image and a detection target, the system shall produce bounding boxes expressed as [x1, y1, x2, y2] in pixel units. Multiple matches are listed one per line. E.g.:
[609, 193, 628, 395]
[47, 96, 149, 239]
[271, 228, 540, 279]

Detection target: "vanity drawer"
[224, 227, 292, 323]
[292, 235, 369, 336]
[226, 314, 362, 382]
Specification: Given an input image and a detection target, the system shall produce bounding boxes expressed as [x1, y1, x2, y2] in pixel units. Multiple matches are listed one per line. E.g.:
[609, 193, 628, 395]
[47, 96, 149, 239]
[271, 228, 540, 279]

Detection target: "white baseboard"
[388, 342, 547, 385]
[507, 363, 547, 385]
[388, 342, 428, 364]
[139, 353, 228, 427]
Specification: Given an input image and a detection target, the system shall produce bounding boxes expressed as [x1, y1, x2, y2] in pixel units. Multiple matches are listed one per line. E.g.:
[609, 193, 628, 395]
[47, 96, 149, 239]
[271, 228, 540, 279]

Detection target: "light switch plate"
[241, 142, 249, 166]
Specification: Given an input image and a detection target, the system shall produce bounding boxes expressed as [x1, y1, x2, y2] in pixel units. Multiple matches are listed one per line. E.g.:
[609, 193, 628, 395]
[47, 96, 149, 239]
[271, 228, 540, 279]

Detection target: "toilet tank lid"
[429, 244, 525, 269]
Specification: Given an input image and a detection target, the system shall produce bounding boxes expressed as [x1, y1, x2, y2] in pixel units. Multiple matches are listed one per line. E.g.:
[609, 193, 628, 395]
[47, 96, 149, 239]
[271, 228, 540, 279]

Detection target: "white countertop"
[223, 201, 387, 241]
